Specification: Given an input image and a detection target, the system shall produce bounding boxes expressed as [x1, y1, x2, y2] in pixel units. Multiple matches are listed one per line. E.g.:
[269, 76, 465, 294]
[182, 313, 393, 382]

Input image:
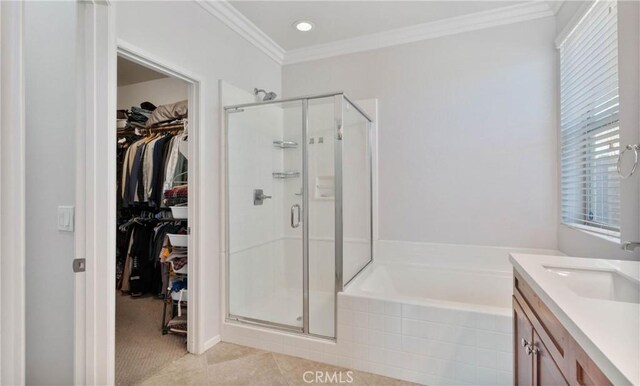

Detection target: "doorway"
[115, 55, 192, 384]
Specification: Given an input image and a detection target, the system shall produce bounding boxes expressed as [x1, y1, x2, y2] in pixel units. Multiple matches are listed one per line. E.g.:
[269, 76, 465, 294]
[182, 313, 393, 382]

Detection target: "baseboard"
[202, 335, 221, 352]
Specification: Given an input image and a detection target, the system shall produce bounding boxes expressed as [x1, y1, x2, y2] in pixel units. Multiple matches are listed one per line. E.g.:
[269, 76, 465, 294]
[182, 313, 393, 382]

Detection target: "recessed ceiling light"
[294, 21, 314, 32]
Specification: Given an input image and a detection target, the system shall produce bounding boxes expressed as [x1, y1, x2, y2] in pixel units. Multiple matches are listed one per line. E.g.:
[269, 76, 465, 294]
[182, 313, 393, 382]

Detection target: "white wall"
[283, 17, 559, 250]
[117, 77, 188, 110]
[24, 2, 77, 384]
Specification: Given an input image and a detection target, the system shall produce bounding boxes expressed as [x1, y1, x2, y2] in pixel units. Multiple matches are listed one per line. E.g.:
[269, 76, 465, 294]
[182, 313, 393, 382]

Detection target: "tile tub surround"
[338, 294, 514, 385]
[137, 342, 418, 385]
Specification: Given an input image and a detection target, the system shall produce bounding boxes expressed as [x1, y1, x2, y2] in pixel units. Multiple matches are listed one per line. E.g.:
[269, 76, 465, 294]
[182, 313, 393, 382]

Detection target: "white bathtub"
[340, 260, 516, 385]
[348, 263, 513, 314]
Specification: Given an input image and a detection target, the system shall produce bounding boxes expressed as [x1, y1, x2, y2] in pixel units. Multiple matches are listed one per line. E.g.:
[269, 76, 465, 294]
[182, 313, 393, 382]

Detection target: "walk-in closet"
[115, 57, 190, 385]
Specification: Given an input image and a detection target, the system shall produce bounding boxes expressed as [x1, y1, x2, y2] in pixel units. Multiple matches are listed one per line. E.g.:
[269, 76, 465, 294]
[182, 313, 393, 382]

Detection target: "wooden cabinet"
[514, 298, 533, 385]
[514, 297, 567, 386]
[513, 271, 612, 386]
[533, 331, 568, 386]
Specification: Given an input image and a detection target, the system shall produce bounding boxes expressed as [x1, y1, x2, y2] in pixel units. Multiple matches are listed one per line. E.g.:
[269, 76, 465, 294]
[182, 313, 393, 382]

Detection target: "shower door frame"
[223, 92, 373, 339]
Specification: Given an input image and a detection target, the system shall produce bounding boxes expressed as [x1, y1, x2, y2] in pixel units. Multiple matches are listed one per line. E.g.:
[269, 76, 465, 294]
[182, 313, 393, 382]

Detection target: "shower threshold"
[228, 289, 335, 338]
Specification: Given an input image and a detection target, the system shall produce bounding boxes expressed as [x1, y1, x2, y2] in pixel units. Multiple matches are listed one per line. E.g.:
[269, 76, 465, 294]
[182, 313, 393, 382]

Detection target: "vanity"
[510, 254, 640, 386]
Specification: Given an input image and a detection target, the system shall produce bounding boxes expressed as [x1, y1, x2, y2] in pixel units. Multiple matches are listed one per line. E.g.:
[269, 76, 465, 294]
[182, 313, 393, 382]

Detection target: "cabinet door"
[533, 331, 568, 386]
[514, 297, 533, 386]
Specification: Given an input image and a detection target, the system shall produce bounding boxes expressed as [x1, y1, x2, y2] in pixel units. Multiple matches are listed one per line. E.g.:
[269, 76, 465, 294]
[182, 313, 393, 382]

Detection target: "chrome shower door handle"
[291, 204, 301, 228]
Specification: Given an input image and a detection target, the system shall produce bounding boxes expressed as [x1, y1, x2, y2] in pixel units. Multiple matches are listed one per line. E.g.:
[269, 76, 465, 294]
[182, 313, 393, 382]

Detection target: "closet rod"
[144, 123, 185, 132]
[117, 122, 185, 137]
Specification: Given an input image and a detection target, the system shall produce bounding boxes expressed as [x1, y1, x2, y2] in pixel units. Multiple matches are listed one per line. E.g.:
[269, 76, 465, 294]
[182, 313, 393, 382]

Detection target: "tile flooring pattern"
[137, 342, 420, 385]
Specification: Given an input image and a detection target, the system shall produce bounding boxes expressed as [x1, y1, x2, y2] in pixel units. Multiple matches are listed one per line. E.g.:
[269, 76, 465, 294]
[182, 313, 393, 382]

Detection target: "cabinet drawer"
[514, 270, 570, 376]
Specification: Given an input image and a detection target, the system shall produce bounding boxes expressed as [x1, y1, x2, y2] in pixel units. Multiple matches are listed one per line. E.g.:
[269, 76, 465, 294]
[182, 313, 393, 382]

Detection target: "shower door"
[225, 93, 369, 339]
[226, 100, 305, 331]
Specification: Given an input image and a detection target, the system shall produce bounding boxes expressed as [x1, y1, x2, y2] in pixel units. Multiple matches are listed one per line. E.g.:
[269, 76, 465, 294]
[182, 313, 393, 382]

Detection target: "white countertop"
[510, 254, 640, 386]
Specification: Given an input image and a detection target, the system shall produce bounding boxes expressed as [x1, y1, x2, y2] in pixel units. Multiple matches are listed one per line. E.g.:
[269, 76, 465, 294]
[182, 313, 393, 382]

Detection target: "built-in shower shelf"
[273, 140, 298, 149]
[273, 171, 300, 179]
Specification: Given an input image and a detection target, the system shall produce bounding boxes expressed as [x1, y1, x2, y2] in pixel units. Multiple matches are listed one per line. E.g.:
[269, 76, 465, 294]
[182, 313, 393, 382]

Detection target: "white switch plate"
[57, 206, 74, 232]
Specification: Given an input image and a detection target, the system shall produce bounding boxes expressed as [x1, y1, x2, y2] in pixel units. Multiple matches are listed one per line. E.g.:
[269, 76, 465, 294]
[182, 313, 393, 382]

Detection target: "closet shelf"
[167, 234, 188, 247]
[273, 171, 300, 179]
[273, 140, 298, 149]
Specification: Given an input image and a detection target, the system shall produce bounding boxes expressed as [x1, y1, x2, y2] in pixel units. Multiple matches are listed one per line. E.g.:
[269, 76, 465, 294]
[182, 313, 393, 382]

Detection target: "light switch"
[57, 206, 74, 232]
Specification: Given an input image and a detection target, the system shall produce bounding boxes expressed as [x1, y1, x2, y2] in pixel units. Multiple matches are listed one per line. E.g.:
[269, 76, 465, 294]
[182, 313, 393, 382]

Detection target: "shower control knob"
[253, 189, 272, 205]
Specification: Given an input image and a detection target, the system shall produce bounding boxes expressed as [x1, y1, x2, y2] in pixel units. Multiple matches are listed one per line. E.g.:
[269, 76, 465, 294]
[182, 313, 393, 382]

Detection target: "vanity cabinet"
[513, 271, 613, 386]
[514, 299, 566, 386]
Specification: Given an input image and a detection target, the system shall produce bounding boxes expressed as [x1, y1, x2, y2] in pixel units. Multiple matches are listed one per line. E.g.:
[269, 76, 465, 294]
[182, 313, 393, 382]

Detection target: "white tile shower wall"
[287, 99, 372, 285]
[228, 239, 286, 316]
[282, 237, 369, 292]
[281, 104, 304, 241]
[227, 92, 284, 253]
[227, 88, 295, 322]
[222, 292, 513, 386]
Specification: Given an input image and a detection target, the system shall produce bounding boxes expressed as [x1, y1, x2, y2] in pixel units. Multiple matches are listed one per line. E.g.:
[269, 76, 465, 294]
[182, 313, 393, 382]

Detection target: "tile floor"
[137, 342, 422, 385]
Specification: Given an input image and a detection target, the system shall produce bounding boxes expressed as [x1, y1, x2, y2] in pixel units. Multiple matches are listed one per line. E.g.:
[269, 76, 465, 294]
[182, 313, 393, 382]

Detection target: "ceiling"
[117, 57, 167, 87]
[229, 1, 526, 51]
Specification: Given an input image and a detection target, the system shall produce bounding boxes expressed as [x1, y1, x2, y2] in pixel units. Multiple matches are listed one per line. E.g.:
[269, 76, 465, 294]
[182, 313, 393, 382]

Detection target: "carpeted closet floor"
[116, 291, 187, 385]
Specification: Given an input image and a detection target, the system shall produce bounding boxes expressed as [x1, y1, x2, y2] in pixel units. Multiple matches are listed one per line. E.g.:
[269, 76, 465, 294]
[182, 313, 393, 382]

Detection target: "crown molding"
[197, 0, 285, 64]
[282, 1, 554, 65]
[197, 1, 555, 67]
[547, 0, 566, 15]
[554, 0, 595, 48]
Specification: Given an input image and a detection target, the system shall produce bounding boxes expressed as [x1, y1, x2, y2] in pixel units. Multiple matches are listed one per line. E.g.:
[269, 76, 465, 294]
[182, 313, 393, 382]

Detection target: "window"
[559, 0, 620, 238]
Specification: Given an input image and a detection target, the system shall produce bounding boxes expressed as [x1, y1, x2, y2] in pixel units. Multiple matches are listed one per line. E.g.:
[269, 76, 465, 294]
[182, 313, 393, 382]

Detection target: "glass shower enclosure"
[224, 93, 372, 339]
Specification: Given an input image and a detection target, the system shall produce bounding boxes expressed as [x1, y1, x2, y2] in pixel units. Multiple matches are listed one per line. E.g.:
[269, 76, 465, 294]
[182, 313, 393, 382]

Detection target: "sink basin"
[544, 266, 640, 304]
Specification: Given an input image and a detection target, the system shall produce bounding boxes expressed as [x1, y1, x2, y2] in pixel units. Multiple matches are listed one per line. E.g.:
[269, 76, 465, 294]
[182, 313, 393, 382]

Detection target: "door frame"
[76, 2, 205, 384]
[0, 1, 26, 384]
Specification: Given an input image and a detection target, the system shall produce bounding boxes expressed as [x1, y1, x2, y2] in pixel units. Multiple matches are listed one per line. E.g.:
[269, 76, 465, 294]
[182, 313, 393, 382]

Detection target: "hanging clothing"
[116, 100, 190, 301]
[118, 129, 187, 209]
[117, 218, 186, 297]
[162, 133, 188, 194]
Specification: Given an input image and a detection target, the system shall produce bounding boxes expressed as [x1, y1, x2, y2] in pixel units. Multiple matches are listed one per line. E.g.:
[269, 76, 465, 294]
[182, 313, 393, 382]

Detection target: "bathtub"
[222, 242, 562, 386]
[347, 263, 513, 314]
[339, 260, 515, 385]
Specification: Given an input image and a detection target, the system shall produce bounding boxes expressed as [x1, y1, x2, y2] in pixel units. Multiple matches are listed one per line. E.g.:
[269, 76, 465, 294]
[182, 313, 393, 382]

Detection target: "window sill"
[560, 223, 621, 245]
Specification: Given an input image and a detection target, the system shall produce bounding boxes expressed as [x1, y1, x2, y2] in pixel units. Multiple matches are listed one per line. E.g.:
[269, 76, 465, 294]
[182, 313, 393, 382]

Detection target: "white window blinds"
[559, 0, 620, 238]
